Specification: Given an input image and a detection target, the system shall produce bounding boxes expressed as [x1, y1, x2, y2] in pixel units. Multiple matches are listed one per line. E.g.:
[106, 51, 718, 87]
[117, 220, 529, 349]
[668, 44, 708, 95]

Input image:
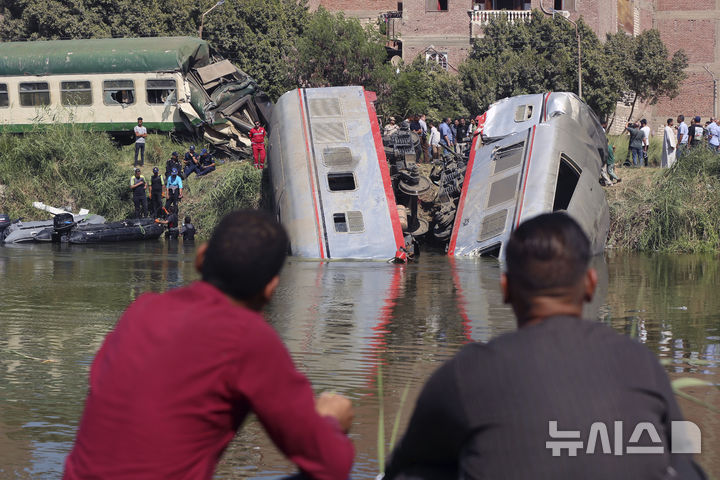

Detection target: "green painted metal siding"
[0, 37, 211, 76]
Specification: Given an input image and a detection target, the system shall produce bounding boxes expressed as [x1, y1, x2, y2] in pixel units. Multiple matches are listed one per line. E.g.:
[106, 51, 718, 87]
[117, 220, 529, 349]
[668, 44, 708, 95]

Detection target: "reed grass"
[607, 144, 720, 253]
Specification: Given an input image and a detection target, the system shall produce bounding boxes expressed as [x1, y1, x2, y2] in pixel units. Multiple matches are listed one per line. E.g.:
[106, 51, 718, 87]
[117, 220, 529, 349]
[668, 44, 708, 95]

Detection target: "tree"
[605, 29, 688, 121]
[459, 11, 624, 119]
[377, 57, 467, 121]
[287, 8, 388, 91]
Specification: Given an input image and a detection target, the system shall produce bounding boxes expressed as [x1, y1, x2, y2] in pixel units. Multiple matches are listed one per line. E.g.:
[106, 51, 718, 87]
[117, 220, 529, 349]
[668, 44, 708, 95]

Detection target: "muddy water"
[0, 244, 718, 478]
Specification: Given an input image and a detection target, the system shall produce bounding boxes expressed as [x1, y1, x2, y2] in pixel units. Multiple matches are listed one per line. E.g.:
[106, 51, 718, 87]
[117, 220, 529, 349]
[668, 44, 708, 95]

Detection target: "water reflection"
[0, 247, 717, 478]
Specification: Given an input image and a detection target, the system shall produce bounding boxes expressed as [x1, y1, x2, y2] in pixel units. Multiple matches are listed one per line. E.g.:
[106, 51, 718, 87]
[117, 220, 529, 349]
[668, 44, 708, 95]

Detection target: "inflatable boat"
[34, 215, 164, 244]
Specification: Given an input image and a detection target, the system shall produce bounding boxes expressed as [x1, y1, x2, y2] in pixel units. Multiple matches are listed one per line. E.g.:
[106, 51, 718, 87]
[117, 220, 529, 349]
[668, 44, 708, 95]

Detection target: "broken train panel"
[268, 86, 405, 260]
[448, 92, 610, 258]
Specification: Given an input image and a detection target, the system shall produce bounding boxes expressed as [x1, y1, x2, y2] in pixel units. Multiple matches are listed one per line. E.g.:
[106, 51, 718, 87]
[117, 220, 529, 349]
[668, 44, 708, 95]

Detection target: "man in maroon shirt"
[64, 210, 354, 479]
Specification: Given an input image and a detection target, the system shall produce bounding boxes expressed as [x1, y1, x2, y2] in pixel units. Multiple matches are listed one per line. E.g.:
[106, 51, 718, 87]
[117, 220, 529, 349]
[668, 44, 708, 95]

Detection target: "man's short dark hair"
[185, 216, 191, 223]
[202, 209, 288, 300]
[505, 213, 590, 294]
[678, 115, 685, 122]
[667, 118, 673, 125]
[138, 117, 143, 121]
[640, 119, 647, 125]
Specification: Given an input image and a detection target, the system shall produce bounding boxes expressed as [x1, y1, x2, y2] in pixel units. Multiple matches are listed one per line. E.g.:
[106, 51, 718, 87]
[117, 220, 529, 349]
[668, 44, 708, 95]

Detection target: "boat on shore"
[447, 92, 610, 258]
[2, 212, 106, 244]
[34, 215, 164, 244]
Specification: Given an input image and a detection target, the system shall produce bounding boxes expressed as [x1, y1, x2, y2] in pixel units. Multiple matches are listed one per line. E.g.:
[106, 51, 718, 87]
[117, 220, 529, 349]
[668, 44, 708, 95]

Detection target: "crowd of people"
[129, 141, 212, 241]
[600, 114, 720, 187]
[384, 114, 478, 161]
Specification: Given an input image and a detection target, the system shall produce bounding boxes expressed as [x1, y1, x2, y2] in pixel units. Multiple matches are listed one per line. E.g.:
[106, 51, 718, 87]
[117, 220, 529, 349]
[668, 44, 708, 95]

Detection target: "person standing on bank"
[625, 122, 645, 167]
[130, 168, 148, 218]
[688, 116, 705, 149]
[677, 114, 689, 159]
[165, 168, 183, 211]
[63, 210, 354, 480]
[133, 117, 147, 167]
[640, 119, 650, 166]
[384, 213, 704, 480]
[662, 118, 677, 168]
[249, 120, 267, 169]
[149, 167, 165, 218]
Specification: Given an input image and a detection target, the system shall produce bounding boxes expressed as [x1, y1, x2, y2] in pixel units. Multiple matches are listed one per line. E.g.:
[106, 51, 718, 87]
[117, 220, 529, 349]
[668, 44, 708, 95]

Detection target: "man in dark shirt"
[165, 151, 182, 179]
[688, 116, 705, 148]
[196, 148, 216, 176]
[184, 145, 200, 178]
[64, 210, 354, 480]
[626, 122, 645, 167]
[384, 213, 704, 480]
[129, 168, 148, 218]
[181, 215, 196, 242]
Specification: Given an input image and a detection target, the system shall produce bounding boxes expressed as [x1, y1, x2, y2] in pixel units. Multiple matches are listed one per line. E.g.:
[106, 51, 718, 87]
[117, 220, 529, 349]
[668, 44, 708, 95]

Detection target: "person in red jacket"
[249, 120, 267, 169]
[64, 209, 354, 480]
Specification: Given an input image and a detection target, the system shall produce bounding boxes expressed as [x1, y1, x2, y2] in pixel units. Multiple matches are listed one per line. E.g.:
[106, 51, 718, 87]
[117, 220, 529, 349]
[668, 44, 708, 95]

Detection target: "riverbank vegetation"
[606, 145, 720, 253]
[0, 125, 261, 237]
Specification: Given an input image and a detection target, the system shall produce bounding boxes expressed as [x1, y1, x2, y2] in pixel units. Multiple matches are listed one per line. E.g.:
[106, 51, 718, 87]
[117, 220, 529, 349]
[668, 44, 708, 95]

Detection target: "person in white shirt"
[640, 119, 650, 166]
[428, 120, 441, 160]
[384, 117, 399, 137]
[418, 114, 429, 163]
[708, 118, 720, 153]
[662, 118, 677, 168]
[134, 117, 148, 167]
[676, 115, 689, 159]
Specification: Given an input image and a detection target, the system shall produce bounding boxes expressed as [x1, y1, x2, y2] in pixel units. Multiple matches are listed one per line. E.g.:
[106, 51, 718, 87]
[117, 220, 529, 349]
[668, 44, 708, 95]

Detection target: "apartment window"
[426, 0, 448, 12]
[19, 82, 50, 107]
[61, 81, 92, 106]
[554, 0, 575, 11]
[146, 79, 176, 105]
[103, 80, 135, 105]
[426, 50, 448, 70]
[0, 84, 8, 107]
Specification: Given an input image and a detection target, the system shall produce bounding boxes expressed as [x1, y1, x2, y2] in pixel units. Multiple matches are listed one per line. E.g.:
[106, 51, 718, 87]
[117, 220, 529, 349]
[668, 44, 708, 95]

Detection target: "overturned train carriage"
[448, 92, 610, 258]
[0, 37, 272, 154]
[268, 86, 404, 260]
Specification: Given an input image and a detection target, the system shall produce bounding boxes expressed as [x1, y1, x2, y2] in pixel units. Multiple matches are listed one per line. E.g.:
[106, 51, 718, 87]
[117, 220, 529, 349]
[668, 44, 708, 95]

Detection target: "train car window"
[0, 84, 8, 107]
[553, 154, 581, 211]
[61, 81, 92, 106]
[146, 79, 176, 105]
[103, 80, 135, 106]
[19, 82, 50, 107]
[327, 173, 356, 191]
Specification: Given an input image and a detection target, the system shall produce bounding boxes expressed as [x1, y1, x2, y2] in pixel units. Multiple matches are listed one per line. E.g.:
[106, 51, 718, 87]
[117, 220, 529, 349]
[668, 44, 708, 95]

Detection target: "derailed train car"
[0, 37, 271, 154]
[448, 92, 610, 258]
[267, 86, 405, 260]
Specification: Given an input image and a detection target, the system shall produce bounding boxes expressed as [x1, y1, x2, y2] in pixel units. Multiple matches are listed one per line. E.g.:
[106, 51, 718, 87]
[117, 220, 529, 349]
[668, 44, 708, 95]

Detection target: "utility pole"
[198, 0, 225, 39]
[539, 0, 582, 99]
[704, 65, 717, 119]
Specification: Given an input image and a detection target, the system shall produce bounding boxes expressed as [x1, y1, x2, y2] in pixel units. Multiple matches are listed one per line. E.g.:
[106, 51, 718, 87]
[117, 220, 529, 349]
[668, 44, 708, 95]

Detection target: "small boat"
[35, 216, 164, 244]
[2, 214, 105, 244]
[447, 92, 610, 258]
[268, 86, 404, 260]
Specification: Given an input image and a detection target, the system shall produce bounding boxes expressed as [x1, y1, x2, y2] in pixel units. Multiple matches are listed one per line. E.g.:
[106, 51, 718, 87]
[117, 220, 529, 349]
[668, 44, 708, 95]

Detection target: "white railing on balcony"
[469, 9, 533, 26]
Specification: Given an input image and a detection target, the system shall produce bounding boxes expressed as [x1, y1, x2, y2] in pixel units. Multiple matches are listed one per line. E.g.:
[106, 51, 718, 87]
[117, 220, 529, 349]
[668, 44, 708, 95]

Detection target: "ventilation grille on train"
[478, 209, 507, 242]
[309, 98, 343, 117]
[346, 211, 365, 232]
[312, 122, 348, 143]
[492, 142, 525, 175]
[323, 147, 354, 167]
[487, 173, 519, 208]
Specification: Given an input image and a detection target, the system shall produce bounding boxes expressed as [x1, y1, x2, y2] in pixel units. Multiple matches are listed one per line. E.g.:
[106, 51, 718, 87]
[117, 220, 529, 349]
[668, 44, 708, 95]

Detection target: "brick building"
[310, 0, 720, 124]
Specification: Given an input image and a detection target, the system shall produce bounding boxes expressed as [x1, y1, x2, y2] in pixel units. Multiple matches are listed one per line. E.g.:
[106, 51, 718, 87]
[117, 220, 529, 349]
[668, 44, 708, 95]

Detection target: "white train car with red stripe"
[448, 92, 610, 258]
[268, 86, 405, 260]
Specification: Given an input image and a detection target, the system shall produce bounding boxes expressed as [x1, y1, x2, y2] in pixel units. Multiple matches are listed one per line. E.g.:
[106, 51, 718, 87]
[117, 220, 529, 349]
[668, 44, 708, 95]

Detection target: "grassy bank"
[0, 124, 261, 238]
[606, 143, 720, 252]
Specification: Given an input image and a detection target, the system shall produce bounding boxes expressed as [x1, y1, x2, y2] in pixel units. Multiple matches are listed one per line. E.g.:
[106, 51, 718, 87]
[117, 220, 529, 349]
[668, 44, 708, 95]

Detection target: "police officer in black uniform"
[149, 167, 165, 218]
[165, 152, 182, 179]
[181, 216, 196, 243]
[130, 168, 148, 218]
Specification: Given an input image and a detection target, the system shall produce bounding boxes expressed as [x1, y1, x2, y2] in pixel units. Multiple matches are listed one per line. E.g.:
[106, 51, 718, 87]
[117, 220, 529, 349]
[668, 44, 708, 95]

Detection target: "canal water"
[0, 243, 718, 478]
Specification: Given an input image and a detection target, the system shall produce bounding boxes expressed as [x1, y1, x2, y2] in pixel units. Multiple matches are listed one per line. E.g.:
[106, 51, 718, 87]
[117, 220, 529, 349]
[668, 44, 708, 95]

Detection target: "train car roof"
[0, 36, 211, 76]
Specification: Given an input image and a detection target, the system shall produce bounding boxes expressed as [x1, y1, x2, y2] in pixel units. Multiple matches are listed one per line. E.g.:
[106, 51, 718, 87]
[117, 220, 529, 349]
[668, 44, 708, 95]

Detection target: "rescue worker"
[184, 145, 200, 178]
[196, 149, 216, 176]
[148, 167, 165, 218]
[156, 205, 179, 239]
[165, 168, 183, 211]
[130, 168, 148, 218]
[165, 152, 182, 179]
[181, 216, 196, 243]
[248, 120, 267, 169]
